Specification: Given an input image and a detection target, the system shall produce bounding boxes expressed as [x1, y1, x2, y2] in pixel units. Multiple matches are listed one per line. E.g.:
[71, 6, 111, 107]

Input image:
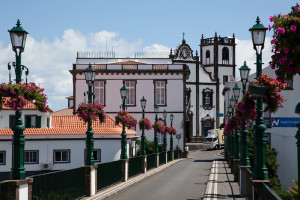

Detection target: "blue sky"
[0, 1, 298, 111]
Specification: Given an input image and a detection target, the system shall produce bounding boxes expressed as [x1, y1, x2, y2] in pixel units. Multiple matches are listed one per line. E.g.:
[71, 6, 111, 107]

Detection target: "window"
[223, 75, 228, 85]
[125, 81, 136, 105]
[25, 115, 41, 128]
[285, 79, 293, 90]
[155, 81, 166, 106]
[202, 88, 213, 110]
[54, 150, 70, 163]
[222, 47, 229, 64]
[0, 151, 5, 165]
[84, 149, 101, 163]
[9, 115, 16, 129]
[206, 50, 210, 64]
[94, 81, 105, 105]
[25, 150, 39, 164]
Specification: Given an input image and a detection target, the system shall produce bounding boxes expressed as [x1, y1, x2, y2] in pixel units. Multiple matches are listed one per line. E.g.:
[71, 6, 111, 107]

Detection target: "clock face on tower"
[180, 46, 191, 59]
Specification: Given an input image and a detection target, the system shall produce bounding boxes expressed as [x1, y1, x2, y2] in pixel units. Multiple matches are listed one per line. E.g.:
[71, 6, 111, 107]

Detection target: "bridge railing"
[97, 160, 122, 191]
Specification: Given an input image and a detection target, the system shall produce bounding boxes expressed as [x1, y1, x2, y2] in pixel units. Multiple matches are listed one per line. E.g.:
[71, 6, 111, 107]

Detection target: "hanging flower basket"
[115, 111, 137, 129]
[76, 102, 106, 123]
[223, 116, 237, 136]
[248, 85, 268, 98]
[139, 117, 152, 130]
[0, 82, 49, 112]
[269, 4, 300, 81]
[167, 127, 177, 135]
[153, 122, 164, 134]
[251, 74, 286, 113]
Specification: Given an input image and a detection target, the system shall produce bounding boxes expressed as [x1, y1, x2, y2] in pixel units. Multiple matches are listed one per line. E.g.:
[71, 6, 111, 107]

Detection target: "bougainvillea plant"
[139, 117, 152, 130]
[167, 127, 177, 135]
[251, 74, 286, 113]
[153, 122, 164, 134]
[0, 82, 49, 112]
[223, 116, 237, 136]
[269, 4, 300, 81]
[115, 110, 137, 129]
[76, 102, 106, 123]
[234, 90, 256, 127]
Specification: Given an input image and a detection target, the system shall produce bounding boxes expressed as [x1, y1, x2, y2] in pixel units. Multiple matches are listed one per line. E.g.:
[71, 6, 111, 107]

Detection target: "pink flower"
[275, 22, 279, 26]
[291, 25, 297, 32]
[278, 27, 285, 34]
[269, 16, 274, 22]
[284, 48, 289, 54]
[269, 25, 272, 31]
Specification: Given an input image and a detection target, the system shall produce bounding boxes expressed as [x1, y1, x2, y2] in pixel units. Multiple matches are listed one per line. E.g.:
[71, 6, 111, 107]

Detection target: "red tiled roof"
[109, 61, 146, 65]
[1, 97, 54, 113]
[0, 115, 136, 137]
[52, 108, 74, 116]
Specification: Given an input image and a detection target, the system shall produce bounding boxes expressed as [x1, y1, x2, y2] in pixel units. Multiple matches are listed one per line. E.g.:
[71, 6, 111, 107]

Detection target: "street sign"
[176, 134, 182, 140]
[271, 117, 300, 127]
[216, 113, 224, 117]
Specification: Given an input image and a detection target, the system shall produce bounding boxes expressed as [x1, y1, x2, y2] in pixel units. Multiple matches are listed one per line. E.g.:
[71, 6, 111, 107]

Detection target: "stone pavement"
[203, 151, 244, 200]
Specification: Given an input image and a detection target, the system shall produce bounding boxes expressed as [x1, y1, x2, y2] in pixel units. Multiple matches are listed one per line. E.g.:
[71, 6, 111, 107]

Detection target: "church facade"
[70, 33, 236, 147]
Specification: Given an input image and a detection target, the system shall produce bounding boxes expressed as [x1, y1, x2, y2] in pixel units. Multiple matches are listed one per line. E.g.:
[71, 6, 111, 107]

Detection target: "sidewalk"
[203, 151, 244, 200]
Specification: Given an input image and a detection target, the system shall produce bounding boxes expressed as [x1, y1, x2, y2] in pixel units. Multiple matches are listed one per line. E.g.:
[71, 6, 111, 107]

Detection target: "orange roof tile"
[52, 108, 74, 116]
[0, 114, 137, 138]
[1, 97, 53, 113]
[109, 60, 146, 65]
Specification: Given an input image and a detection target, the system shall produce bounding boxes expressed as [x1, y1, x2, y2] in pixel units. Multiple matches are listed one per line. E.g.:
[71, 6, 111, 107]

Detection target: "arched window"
[222, 47, 229, 64]
[206, 50, 210, 64]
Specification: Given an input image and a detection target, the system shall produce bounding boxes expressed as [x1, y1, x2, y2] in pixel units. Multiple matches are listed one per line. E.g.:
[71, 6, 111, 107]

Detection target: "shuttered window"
[155, 81, 166, 106]
[94, 81, 105, 105]
[125, 81, 136, 105]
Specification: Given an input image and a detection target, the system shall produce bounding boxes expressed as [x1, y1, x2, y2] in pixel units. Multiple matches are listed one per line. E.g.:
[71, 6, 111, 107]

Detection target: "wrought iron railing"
[147, 154, 156, 170]
[174, 150, 181, 159]
[97, 160, 122, 191]
[0, 181, 9, 200]
[261, 182, 282, 200]
[245, 168, 253, 200]
[134, 52, 169, 58]
[31, 167, 85, 199]
[159, 152, 166, 165]
[128, 156, 143, 178]
[167, 151, 172, 162]
[77, 51, 115, 58]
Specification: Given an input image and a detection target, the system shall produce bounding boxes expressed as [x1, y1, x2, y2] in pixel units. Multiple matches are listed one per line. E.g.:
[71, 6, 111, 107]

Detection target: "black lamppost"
[229, 96, 236, 155]
[170, 114, 174, 151]
[249, 16, 268, 180]
[228, 105, 233, 154]
[233, 83, 241, 160]
[84, 64, 96, 165]
[120, 84, 128, 159]
[8, 20, 28, 180]
[239, 61, 251, 166]
[140, 96, 147, 155]
[163, 109, 167, 152]
[154, 105, 159, 153]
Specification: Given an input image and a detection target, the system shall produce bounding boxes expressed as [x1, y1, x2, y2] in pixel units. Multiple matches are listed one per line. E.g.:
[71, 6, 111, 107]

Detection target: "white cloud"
[235, 37, 272, 80]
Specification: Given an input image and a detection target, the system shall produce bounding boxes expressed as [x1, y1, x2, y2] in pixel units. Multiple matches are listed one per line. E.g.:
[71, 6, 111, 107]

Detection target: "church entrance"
[185, 112, 193, 142]
[201, 114, 215, 139]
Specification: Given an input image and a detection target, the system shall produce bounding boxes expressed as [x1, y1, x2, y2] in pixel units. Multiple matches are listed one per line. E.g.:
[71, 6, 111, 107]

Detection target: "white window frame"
[155, 81, 166, 106]
[25, 150, 39, 164]
[84, 149, 101, 163]
[125, 81, 136, 106]
[94, 81, 105, 105]
[54, 149, 70, 163]
[0, 151, 5, 165]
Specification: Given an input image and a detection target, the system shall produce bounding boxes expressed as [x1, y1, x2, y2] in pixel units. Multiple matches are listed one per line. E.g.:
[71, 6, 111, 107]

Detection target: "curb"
[82, 158, 185, 200]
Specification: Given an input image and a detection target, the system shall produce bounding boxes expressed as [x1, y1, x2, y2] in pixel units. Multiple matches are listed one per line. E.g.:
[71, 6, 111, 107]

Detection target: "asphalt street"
[107, 150, 223, 200]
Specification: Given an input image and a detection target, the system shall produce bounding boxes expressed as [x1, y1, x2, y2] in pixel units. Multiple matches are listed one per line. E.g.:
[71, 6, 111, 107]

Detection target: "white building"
[71, 34, 236, 147]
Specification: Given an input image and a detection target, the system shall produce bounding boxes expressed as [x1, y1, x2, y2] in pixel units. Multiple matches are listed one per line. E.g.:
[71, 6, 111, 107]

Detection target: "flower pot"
[248, 85, 268, 97]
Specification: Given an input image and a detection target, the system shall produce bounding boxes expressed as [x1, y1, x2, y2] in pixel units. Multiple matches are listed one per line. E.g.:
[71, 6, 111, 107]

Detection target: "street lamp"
[239, 62, 251, 166]
[233, 83, 241, 160]
[154, 105, 159, 153]
[8, 20, 28, 180]
[120, 84, 128, 159]
[163, 109, 167, 152]
[84, 64, 96, 165]
[229, 95, 236, 107]
[170, 114, 174, 151]
[227, 105, 233, 154]
[249, 16, 268, 180]
[140, 96, 147, 155]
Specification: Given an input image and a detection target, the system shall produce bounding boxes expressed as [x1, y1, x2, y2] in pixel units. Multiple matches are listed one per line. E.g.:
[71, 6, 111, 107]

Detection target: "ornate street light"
[8, 20, 29, 180]
[140, 96, 147, 155]
[227, 105, 233, 154]
[154, 105, 159, 153]
[233, 83, 241, 160]
[239, 62, 251, 166]
[250, 16, 268, 180]
[230, 95, 236, 107]
[170, 114, 174, 151]
[84, 64, 96, 165]
[163, 109, 167, 152]
[120, 84, 128, 159]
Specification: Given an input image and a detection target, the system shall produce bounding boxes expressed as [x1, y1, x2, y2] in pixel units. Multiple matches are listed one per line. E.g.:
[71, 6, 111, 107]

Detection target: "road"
[108, 149, 223, 200]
